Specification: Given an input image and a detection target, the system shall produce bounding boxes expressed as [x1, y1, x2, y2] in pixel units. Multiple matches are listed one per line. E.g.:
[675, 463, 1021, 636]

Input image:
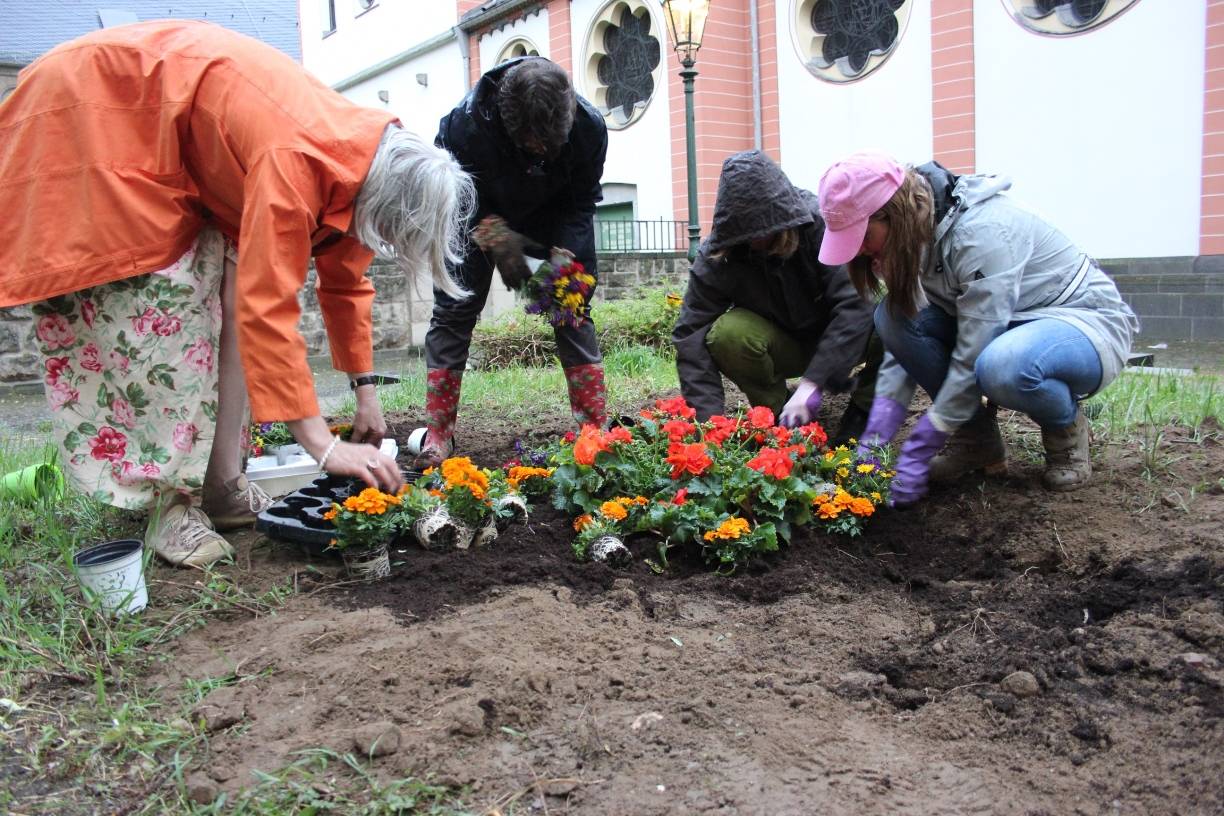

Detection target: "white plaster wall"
[570, 0, 675, 221]
[776, 1, 935, 192]
[339, 40, 468, 140]
[299, 0, 457, 86]
[477, 8, 550, 67]
[976, 0, 1205, 258]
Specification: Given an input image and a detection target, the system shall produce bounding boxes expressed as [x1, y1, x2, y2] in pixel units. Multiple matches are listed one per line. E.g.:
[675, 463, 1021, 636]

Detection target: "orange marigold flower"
[834, 489, 855, 507]
[323, 504, 339, 521]
[746, 406, 774, 429]
[849, 497, 875, 517]
[746, 447, 795, 480]
[573, 426, 610, 466]
[817, 502, 841, 519]
[573, 514, 594, 531]
[599, 501, 628, 521]
[507, 465, 553, 489]
[666, 441, 712, 479]
[703, 517, 751, 541]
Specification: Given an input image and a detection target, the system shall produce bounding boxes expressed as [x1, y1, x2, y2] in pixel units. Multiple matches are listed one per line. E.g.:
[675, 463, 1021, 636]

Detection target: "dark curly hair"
[497, 58, 576, 157]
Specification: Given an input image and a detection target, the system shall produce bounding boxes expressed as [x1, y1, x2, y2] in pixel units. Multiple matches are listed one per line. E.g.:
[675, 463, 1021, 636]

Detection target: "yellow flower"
[871, 491, 882, 502]
[836, 466, 850, 479]
[856, 463, 876, 474]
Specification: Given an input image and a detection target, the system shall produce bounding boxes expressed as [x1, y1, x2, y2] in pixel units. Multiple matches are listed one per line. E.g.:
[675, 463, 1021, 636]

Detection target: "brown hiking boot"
[1042, 410, 1092, 491]
[929, 404, 1008, 482]
[203, 474, 273, 531]
[146, 500, 233, 568]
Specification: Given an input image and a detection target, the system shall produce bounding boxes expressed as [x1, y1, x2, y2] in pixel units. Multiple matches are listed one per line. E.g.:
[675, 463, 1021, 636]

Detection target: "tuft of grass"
[181, 749, 467, 815]
[1084, 369, 1220, 441]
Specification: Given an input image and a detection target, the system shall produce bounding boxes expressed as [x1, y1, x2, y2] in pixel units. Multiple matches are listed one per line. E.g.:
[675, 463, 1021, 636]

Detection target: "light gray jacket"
[876, 166, 1139, 432]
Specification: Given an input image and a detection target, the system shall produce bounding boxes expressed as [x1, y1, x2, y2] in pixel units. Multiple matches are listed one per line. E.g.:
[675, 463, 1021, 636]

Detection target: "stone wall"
[0, 252, 687, 390]
[6, 251, 1214, 391]
[1102, 257, 1224, 341]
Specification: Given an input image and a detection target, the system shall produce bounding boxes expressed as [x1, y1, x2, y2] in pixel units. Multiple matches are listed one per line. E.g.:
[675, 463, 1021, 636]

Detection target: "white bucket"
[73, 539, 148, 615]
[404, 427, 429, 456]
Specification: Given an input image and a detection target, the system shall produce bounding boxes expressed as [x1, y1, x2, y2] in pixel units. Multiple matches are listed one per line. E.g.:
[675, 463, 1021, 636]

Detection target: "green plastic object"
[0, 463, 66, 502]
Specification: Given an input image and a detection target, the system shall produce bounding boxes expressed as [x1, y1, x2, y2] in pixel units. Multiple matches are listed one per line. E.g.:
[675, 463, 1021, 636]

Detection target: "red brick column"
[757, 0, 782, 161]
[469, 33, 482, 85]
[547, 0, 573, 72]
[1202, 0, 1224, 254]
[930, 0, 975, 174]
[668, 3, 754, 236]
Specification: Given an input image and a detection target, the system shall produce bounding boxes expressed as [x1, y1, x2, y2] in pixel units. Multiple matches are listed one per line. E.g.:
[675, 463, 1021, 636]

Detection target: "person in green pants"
[672, 150, 880, 440]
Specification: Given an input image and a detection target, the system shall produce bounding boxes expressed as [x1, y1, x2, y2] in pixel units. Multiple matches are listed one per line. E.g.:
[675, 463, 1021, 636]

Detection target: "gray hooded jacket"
[672, 150, 874, 420]
[876, 164, 1139, 431]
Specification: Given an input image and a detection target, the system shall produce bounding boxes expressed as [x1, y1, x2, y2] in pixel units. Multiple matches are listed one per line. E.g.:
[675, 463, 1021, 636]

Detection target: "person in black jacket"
[417, 57, 609, 467]
[672, 151, 879, 441]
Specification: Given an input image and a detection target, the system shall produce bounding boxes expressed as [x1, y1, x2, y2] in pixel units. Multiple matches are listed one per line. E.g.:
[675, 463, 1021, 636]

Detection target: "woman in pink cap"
[817, 152, 1138, 505]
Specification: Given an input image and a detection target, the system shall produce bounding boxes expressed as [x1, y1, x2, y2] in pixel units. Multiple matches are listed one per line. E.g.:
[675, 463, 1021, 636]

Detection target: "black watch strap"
[349, 375, 379, 390]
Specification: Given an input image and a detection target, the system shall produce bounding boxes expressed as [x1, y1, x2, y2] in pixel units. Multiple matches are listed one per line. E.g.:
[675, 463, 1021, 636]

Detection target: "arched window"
[793, 0, 913, 83]
[583, 1, 663, 130]
[1001, 0, 1140, 36]
[496, 37, 540, 64]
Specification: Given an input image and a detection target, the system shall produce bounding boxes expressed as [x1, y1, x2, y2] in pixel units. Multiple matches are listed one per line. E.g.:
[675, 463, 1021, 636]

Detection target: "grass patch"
[468, 287, 681, 369]
[337, 346, 680, 423]
[1084, 369, 1221, 441]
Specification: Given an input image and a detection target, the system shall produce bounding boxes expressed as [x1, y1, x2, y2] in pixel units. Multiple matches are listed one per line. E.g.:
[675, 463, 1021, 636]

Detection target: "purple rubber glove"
[779, 380, 822, 428]
[889, 413, 949, 508]
[855, 397, 908, 458]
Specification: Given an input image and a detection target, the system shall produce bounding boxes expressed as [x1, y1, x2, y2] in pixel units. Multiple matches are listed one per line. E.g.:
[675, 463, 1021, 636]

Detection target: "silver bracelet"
[316, 435, 340, 471]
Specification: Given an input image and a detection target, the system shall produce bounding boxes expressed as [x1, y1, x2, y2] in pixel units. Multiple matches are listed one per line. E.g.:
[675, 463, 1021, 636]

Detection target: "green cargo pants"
[705, 307, 882, 415]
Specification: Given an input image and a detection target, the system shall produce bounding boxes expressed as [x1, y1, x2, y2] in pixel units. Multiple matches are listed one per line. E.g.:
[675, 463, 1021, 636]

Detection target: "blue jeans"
[874, 304, 1102, 429]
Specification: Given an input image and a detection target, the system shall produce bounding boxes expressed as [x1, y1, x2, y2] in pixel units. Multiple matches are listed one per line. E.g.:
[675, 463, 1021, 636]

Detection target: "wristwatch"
[349, 375, 380, 390]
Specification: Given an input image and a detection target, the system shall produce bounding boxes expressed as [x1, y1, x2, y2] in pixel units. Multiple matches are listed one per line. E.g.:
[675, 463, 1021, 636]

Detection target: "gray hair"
[353, 125, 474, 298]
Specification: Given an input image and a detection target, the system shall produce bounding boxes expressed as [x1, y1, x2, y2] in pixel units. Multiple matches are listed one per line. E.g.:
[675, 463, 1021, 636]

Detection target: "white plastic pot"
[74, 539, 148, 615]
[404, 427, 429, 456]
[248, 438, 399, 497]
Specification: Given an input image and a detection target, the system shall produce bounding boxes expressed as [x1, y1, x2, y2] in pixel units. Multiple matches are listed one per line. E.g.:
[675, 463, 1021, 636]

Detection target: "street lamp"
[661, 0, 710, 261]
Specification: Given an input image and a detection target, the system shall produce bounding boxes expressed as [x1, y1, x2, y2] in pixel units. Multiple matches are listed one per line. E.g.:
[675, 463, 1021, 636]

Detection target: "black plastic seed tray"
[255, 471, 423, 554]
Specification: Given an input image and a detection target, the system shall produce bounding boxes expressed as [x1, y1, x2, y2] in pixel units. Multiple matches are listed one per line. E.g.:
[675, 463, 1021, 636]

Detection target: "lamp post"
[661, 0, 710, 262]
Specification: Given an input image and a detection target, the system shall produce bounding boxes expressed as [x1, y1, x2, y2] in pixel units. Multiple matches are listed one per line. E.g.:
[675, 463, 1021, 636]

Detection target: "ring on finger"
[366, 458, 380, 470]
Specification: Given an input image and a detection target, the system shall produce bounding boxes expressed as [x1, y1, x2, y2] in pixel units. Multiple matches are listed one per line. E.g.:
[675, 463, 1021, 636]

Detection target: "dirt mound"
[154, 406, 1224, 814]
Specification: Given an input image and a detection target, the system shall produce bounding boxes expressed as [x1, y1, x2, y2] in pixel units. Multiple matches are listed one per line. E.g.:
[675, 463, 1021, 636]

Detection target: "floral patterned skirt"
[34, 229, 231, 510]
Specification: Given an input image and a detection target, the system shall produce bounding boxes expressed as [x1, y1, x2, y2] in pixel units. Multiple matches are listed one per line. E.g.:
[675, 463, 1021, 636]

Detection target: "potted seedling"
[323, 485, 420, 581]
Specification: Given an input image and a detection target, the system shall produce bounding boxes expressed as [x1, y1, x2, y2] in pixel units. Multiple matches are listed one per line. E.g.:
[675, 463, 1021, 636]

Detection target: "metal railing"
[594, 219, 689, 254]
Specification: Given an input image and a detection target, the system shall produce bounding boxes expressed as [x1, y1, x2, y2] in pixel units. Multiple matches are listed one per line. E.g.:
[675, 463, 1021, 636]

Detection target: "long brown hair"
[709, 228, 799, 262]
[847, 168, 933, 319]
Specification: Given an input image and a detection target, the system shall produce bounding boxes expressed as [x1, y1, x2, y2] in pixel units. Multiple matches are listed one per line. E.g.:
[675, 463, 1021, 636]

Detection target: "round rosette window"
[496, 37, 540, 64]
[793, 0, 913, 83]
[583, 0, 664, 130]
[1001, 0, 1140, 36]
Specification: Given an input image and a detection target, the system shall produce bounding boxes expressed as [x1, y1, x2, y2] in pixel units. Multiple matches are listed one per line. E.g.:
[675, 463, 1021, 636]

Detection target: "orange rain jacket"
[0, 21, 397, 421]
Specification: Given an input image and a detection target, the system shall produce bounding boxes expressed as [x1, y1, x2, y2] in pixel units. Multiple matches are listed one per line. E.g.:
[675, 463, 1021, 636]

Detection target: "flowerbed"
[541, 398, 894, 572]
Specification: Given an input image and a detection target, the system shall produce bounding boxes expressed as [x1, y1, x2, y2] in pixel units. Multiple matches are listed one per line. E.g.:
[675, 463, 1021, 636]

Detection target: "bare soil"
[154, 398, 1224, 815]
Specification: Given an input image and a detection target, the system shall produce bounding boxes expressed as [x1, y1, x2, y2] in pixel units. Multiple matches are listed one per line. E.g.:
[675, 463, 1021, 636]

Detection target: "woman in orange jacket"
[0, 21, 473, 567]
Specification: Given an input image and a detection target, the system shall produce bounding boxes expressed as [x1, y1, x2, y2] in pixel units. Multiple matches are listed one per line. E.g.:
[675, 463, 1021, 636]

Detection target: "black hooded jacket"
[435, 57, 609, 269]
[672, 151, 875, 420]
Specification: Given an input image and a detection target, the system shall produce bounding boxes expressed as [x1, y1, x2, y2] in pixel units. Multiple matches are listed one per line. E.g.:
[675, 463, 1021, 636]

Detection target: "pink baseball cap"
[817, 151, 905, 266]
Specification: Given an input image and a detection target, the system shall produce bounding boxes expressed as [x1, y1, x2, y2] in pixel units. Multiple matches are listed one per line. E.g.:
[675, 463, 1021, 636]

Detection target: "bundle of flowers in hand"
[519, 254, 595, 329]
[547, 397, 894, 572]
[413, 456, 530, 549]
[323, 484, 422, 580]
